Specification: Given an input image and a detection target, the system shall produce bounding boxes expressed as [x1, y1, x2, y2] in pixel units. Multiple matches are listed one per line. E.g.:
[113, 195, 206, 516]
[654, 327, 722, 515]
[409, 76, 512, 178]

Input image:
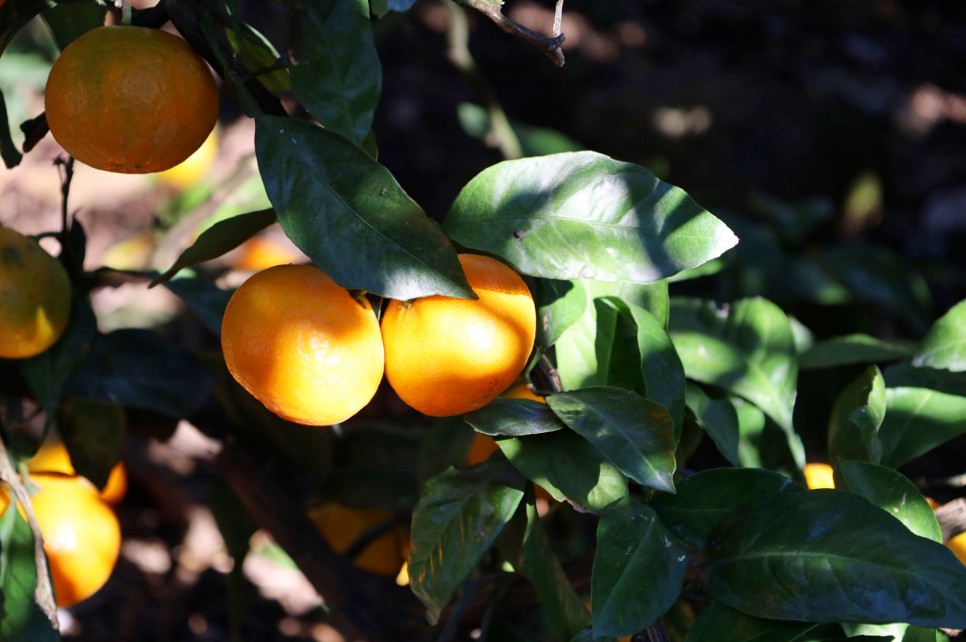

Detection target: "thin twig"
[553, 0, 564, 37]
[452, 0, 566, 67]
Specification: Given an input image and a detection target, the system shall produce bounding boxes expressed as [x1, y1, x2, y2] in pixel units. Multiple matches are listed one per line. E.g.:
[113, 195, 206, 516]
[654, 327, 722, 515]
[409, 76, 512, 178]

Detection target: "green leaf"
[41, 0, 104, 50]
[464, 397, 561, 437]
[255, 115, 471, 299]
[289, 0, 381, 144]
[914, 298, 966, 372]
[827, 366, 885, 466]
[408, 459, 525, 622]
[163, 277, 233, 337]
[683, 602, 820, 642]
[591, 498, 688, 637]
[56, 397, 126, 491]
[555, 279, 668, 389]
[443, 151, 738, 284]
[592, 299, 646, 394]
[457, 102, 583, 157]
[66, 329, 213, 418]
[547, 387, 676, 493]
[225, 22, 291, 95]
[535, 278, 588, 347]
[878, 365, 966, 468]
[498, 431, 627, 512]
[669, 297, 804, 467]
[651, 468, 803, 549]
[685, 384, 740, 466]
[800, 334, 917, 370]
[322, 425, 421, 511]
[836, 459, 941, 542]
[150, 209, 277, 287]
[0, 504, 58, 642]
[702, 490, 966, 627]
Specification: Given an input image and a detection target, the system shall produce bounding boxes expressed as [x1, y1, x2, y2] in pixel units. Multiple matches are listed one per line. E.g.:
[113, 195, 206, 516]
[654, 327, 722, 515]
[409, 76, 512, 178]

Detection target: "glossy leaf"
[827, 365, 885, 466]
[536, 278, 587, 347]
[836, 459, 941, 542]
[225, 22, 290, 95]
[592, 498, 688, 637]
[800, 334, 916, 370]
[289, 0, 381, 144]
[547, 387, 676, 493]
[703, 490, 966, 627]
[669, 297, 804, 467]
[0, 507, 58, 642]
[685, 384, 740, 466]
[498, 431, 628, 512]
[255, 115, 471, 299]
[57, 397, 126, 491]
[163, 277, 233, 337]
[464, 397, 562, 437]
[683, 602, 820, 642]
[651, 467, 803, 549]
[592, 298, 646, 394]
[444, 151, 738, 284]
[150, 209, 276, 287]
[878, 364, 966, 468]
[408, 460, 526, 622]
[914, 298, 966, 372]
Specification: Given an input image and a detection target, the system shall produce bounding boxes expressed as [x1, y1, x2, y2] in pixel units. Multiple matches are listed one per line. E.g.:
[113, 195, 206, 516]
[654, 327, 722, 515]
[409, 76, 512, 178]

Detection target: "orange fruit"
[803, 463, 835, 490]
[221, 264, 384, 425]
[232, 233, 306, 272]
[44, 25, 219, 173]
[502, 378, 544, 402]
[154, 127, 218, 189]
[381, 254, 536, 417]
[467, 432, 501, 466]
[28, 441, 127, 505]
[24, 473, 121, 607]
[307, 502, 406, 577]
[0, 227, 71, 359]
[947, 531, 966, 566]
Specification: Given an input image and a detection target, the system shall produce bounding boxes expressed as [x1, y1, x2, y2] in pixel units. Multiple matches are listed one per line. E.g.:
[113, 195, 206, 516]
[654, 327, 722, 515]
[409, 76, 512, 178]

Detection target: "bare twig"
[451, 0, 566, 67]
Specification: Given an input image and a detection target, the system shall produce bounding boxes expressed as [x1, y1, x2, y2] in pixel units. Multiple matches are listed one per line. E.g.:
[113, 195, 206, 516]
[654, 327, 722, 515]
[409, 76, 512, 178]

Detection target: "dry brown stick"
[451, 0, 566, 67]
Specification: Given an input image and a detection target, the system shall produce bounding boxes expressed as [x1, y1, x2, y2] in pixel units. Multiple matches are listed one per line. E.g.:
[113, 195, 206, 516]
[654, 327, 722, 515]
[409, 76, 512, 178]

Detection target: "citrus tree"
[1, 1, 966, 641]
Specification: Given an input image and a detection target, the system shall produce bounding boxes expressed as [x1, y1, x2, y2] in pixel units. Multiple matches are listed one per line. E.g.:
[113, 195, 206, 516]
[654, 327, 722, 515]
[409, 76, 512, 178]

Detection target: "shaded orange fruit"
[381, 254, 536, 417]
[947, 531, 966, 566]
[221, 265, 384, 425]
[28, 441, 127, 505]
[0, 227, 71, 359]
[466, 431, 501, 466]
[502, 378, 544, 402]
[803, 463, 835, 490]
[26, 473, 121, 607]
[308, 502, 407, 577]
[45, 26, 219, 173]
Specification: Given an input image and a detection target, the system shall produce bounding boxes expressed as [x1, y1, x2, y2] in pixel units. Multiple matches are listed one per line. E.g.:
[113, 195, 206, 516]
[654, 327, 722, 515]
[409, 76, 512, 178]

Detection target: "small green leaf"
[827, 365, 885, 466]
[163, 277, 233, 337]
[464, 397, 561, 437]
[457, 102, 583, 157]
[836, 459, 941, 542]
[150, 209, 277, 287]
[703, 490, 966, 627]
[0, 505, 58, 641]
[444, 151, 738, 284]
[409, 460, 525, 622]
[225, 22, 291, 94]
[685, 384, 740, 466]
[683, 601, 820, 642]
[591, 498, 688, 637]
[255, 115, 471, 299]
[498, 431, 627, 512]
[914, 298, 966, 372]
[547, 388, 676, 493]
[800, 334, 917, 370]
[289, 0, 381, 145]
[536, 278, 588, 347]
[57, 397, 126, 491]
[651, 468, 803, 549]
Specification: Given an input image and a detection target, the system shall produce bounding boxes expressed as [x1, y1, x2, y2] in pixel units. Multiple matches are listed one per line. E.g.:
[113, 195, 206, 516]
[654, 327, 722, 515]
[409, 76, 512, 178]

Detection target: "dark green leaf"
[592, 498, 688, 637]
[208, 474, 259, 561]
[703, 490, 966, 627]
[443, 152, 738, 284]
[150, 209, 277, 287]
[651, 468, 803, 549]
[800, 334, 917, 370]
[593, 299, 646, 394]
[56, 397, 125, 491]
[322, 425, 421, 511]
[409, 459, 525, 622]
[0, 505, 59, 641]
[878, 365, 966, 468]
[683, 601, 820, 642]
[685, 384, 740, 466]
[914, 298, 966, 372]
[255, 115, 471, 299]
[66, 329, 212, 418]
[41, 0, 103, 50]
[827, 366, 885, 466]
[669, 298, 804, 467]
[225, 22, 290, 95]
[498, 431, 627, 512]
[290, 0, 381, 144]
[547, 388, 676, 493]
[836, 459, 941, 542]
[163, 277, 233, 337]
[416, 417, 475, 484]
[465, 397, 561, 437]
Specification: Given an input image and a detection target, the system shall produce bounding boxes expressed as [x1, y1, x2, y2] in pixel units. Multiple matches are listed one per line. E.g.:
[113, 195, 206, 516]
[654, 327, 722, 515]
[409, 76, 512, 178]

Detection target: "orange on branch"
[28, 441, 127, 505]
[381, 254, 536, 417]
[307, 502, 407, 577]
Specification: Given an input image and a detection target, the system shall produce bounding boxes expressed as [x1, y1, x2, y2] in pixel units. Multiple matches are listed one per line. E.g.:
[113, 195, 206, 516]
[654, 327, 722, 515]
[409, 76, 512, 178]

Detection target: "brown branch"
[451, 0, 566, 67]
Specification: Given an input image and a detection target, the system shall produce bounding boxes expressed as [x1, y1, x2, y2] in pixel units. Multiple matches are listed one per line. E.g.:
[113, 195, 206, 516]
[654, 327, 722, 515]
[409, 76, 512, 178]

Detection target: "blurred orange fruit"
[803, 463, 835, 490]
[947, 531, 966, 566]
[232, 233, 306, 272]
[154, 128, 218, 189]
[0, 227, 71, 359]
[45, 26, 219, 173]
[28, 441, 127, 505]
[221, 264, 384, 425]
[381, 254, 536, 417]
[307, 502, 407, 577]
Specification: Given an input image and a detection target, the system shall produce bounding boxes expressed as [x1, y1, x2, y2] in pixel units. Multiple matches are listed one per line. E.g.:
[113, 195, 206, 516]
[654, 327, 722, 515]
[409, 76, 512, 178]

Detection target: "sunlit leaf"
[914, 298, 966, 372]
[800, 334, 916, 370]
[685, 384, 739, 466]
[465, 397, 562, 437]
[827, 365, 885, 466]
